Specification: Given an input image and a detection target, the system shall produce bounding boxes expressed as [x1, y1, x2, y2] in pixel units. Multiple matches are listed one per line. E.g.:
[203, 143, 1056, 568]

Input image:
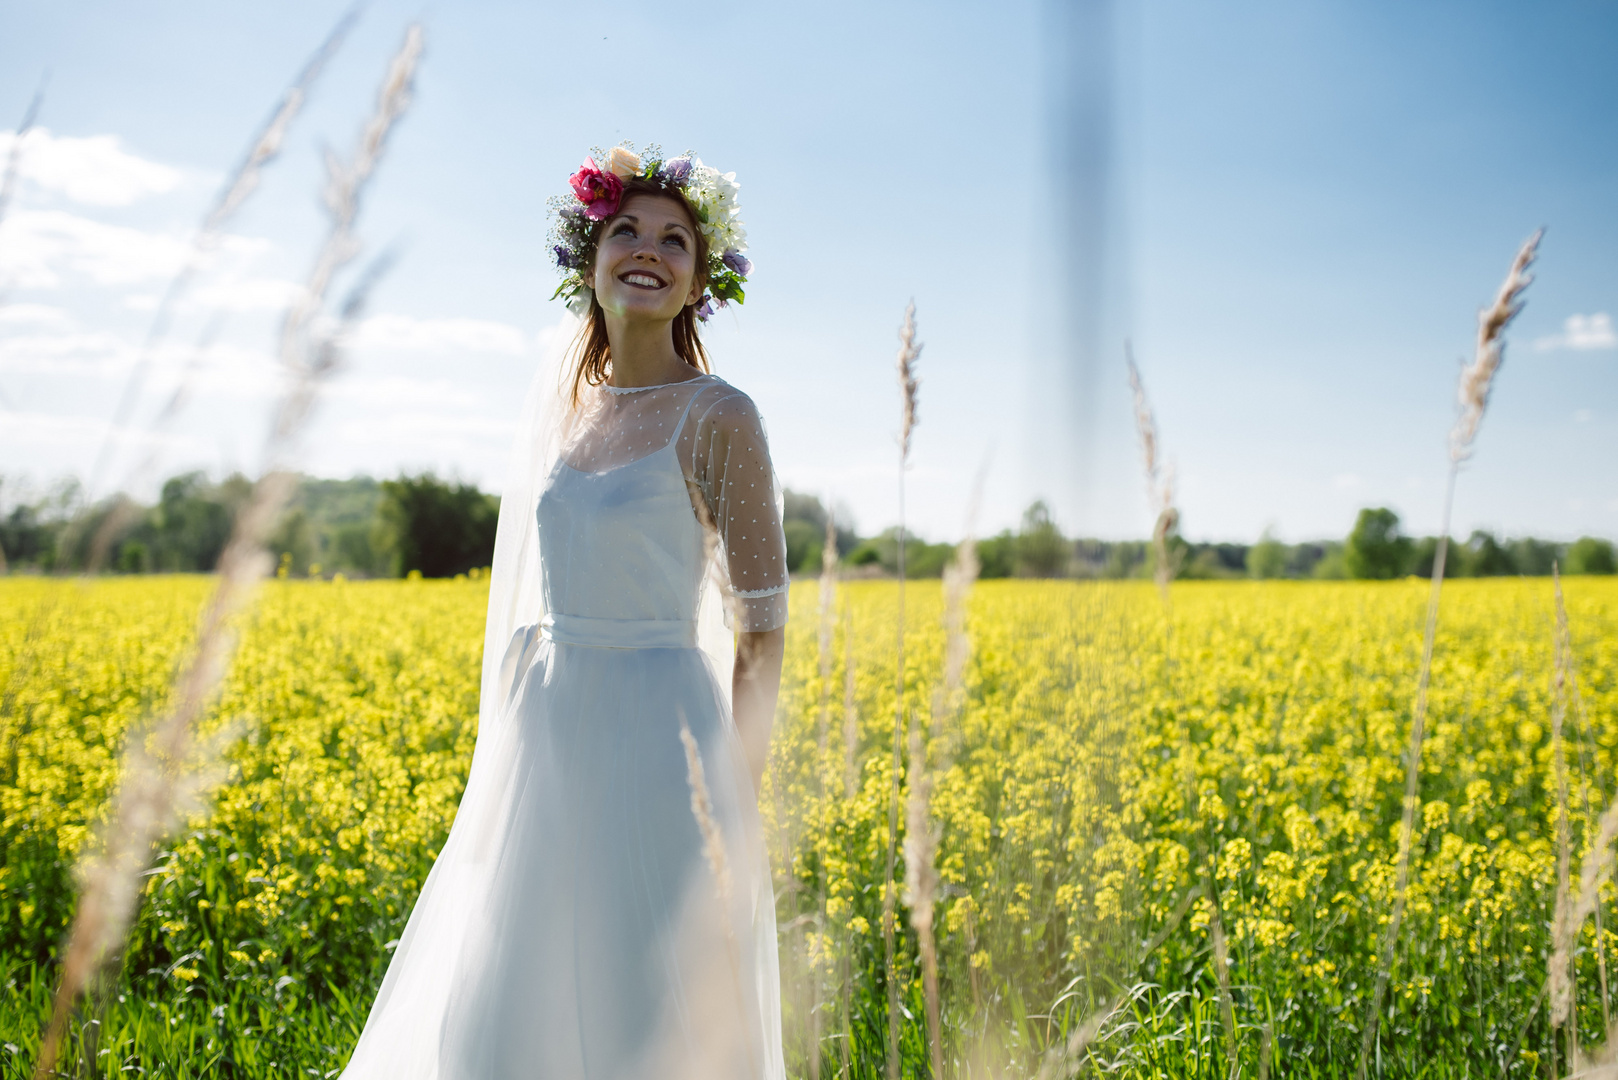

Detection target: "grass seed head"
[896, 301, 922, 462]
[1451, 229, 1541, 463]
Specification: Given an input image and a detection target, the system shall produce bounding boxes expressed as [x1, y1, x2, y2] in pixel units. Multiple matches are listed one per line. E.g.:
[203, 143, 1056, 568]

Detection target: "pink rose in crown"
[569, 157, 623, 221]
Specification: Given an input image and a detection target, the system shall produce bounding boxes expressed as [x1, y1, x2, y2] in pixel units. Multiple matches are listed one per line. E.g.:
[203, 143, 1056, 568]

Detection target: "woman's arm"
[733, 627, 785, 797]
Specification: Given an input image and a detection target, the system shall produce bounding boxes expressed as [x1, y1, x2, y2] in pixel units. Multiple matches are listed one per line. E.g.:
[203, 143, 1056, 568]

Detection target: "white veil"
[476, 313, 737, 755]
[341, 311, 779, 1080]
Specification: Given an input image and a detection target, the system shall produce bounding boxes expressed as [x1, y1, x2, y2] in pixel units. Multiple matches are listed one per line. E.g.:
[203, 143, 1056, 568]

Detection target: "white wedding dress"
[340, 368, 789, 1079]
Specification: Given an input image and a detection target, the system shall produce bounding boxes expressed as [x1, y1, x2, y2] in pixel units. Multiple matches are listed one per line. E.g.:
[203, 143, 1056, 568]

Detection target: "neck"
[602, 311, 693, 388]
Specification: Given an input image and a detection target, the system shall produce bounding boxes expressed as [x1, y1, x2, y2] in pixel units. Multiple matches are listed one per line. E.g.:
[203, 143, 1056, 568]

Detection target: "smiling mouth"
[619, 271, 668, 290]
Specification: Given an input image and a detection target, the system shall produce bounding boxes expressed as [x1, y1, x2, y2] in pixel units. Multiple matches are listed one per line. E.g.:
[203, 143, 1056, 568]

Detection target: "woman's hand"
[732, 627, 785, 798]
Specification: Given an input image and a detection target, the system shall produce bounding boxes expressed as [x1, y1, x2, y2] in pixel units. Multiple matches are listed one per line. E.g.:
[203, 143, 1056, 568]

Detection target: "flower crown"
[547, 143, 750, 322]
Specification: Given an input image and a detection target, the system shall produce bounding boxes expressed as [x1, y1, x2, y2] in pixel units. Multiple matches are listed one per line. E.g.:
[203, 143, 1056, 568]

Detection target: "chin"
[603, 292, 683, 320]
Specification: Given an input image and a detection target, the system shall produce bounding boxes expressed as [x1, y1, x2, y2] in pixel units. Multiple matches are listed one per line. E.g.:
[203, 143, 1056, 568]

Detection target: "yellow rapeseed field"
[0, 574, 1614, 1077]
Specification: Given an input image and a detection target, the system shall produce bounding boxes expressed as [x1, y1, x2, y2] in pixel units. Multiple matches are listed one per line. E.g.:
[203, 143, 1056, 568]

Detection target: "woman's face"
[589, 192, 704, 322]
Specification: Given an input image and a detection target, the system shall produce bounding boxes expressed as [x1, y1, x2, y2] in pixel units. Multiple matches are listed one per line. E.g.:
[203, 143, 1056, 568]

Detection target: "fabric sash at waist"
[540, 612, 697, 649]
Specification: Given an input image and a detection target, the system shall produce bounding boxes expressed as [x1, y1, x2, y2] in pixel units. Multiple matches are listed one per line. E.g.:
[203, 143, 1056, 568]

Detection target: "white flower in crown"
[685, 160, 745, 252]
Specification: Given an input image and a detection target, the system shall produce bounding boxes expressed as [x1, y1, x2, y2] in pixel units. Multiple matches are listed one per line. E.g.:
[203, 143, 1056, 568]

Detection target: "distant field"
[0, 576, 1614, 1077]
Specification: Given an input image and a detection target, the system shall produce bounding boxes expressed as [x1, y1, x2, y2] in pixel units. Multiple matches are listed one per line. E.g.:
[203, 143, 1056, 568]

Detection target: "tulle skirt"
[339, 640, 783, 1080]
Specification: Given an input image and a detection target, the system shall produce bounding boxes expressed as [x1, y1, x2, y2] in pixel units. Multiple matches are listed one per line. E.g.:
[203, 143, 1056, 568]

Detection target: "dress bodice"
[538, 444, 708, 628]
[534, 373, 789, 642]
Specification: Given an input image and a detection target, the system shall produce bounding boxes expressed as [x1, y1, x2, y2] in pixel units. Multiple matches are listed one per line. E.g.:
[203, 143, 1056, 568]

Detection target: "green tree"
[377, 474, 500, 578]
[1409, 536, 1457, 579]
[1459, 530, 1515, 577]
[1344, 507, 1412, 580]
[1015, 501, 1069, 577]
[1103, 541, 1147, 579]
[976, 532, 1015, 579]
[780, 489, 859, 573]
[1567, 536, 1617, 575]
[131, 472, 252, 571]
[782, 518, 821, 574]
[1508, 537, 1560, 576]
[1247, 529, 1288, 579]
[269, 509, 315, 575]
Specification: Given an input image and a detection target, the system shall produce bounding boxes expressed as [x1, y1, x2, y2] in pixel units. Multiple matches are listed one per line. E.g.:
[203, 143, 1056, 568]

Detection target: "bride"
[341, 145, 788, 1079]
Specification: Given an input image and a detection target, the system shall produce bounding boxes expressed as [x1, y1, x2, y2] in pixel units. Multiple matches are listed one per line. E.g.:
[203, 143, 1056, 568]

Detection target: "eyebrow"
[613, 213, 691, 235]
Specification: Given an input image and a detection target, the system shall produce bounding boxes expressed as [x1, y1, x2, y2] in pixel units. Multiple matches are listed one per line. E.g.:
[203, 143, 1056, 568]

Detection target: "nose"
[632, 238, 660, 263]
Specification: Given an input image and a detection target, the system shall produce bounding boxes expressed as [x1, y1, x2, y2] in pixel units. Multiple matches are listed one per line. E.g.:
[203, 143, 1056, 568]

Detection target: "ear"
[685, 274, 704, 307]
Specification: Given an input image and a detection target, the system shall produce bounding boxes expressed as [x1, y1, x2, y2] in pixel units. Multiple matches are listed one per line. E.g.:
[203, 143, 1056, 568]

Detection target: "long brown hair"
[564, 178, 711, 407]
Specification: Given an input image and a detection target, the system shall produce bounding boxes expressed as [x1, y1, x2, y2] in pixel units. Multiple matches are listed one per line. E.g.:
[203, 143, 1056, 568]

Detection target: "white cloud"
[0, 209, 189, 288]
[0, 409, 196, 456]
[327, 375, 485, 410]
[1534, 313, 1617, 352]
[126, 277, 299, 315]
[337, 410, 516, 455]
[189, 276, 303, 313]
[0, 321, 282, 403]
[0, 209, 270, 291]
[1333, 472, 1363, 490]
[355, 313, 529, 356]
[0, 303, 69, 326]
[0, 327, 136, 376]
[0, 128, 183, 206]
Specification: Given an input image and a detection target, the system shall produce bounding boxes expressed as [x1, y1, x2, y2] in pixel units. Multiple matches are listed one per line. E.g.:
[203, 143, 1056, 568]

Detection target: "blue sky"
[1, 0, 1614, 544]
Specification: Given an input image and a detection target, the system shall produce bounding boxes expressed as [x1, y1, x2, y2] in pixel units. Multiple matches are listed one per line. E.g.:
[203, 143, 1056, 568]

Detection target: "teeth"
[623, 273, 664, 287]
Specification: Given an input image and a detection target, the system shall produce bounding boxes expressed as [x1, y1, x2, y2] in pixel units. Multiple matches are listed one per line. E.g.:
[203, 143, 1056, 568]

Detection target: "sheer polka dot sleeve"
[688, 387, 790, 632]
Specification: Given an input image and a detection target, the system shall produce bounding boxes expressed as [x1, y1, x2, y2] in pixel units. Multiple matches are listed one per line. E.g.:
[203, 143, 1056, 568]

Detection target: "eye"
[611, 222, 637, 239]
[663, 233, 688, 250]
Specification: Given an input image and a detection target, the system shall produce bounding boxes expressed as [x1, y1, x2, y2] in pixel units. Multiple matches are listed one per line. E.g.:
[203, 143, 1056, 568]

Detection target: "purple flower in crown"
[553, 244, 578, 270]
[695, 296, 716, 322]
[659, 156, 693, 185]
[721, 249, 752, 277]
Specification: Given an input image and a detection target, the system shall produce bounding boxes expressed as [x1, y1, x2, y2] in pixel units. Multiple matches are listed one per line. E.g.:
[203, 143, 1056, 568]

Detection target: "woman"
[341, 145, 788, 1079]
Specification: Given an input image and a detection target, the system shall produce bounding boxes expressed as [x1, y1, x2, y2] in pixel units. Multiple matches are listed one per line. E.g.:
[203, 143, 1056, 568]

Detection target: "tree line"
[0, 473, 498, 579]
[2, 473, 1612, 581]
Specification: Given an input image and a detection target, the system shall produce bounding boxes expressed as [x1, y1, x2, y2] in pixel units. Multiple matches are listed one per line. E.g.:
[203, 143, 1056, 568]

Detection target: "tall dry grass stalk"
[680, 719, 735, 917]
[1033, 884, 1204, 1080]
[1552, 566, 1578, 1050]
[0, 79, 45, 436]
[844, 604, 859, 802]
[33, 27, 421, 1077]
[904, 476, 982, 1080]
[1210, 900, 1239, 1079]
[0, 81, 44, 246]
[677, 716, 759, 1080]
[1125, 344, 1176, 610]
[1354, 229, 1541, 1080]
[883, 301, 921, 1080]
[1034, 995, 1126, 1080]
[840, 600, 857, 1079]
[1564, 570, 1613, 1028]
[82, 8, 359, 569]
[1551, 779, 1618, 1077]
[819, 511, 839, 756]
[1127, 347, 1237, 1066]
[812, 511, 838, 1080]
